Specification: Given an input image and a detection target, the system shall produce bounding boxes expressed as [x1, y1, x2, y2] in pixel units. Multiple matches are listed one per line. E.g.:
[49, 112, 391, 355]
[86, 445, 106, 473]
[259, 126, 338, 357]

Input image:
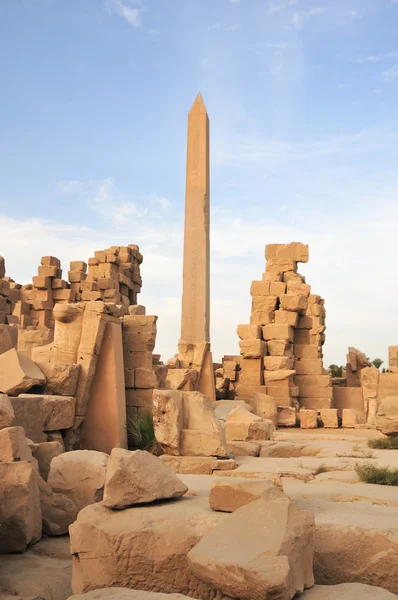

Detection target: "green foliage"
[313, 463, 328, 475]
[337, 445, 375, 459]
[371, 358, 384, 370]
[355, 462, 398, 486]
[368, 437, 398, 450]
[126, 411, 157, 452]
[329, 364, 343, 378]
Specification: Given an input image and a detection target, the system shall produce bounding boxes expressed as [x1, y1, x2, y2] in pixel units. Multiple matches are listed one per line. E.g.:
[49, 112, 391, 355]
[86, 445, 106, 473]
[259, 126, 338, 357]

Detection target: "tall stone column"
[180, 93, 210, 344]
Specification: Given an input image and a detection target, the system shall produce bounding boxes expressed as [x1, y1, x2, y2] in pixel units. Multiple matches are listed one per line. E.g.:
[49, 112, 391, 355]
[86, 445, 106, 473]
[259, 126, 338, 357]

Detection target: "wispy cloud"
[382, 63, 398, 81]
[106, 0, 144, 28]
[56, 178, 171, 224]
[265, 3, 282, 17]
[356, 50, 398, 63]
[292, 6, 326, 30]
[208, 23, 241, 32]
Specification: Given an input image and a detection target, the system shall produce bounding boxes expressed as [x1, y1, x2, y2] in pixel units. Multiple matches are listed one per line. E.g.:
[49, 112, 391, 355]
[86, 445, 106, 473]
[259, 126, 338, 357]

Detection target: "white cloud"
[356, 51, 398, 64]
[292, 6, 326, 30]
[106, 0, 144, 28]
[382, 63, 398, 82]
[208, 23, 240, 32]
[225, 24, 241, 32]
[265, 3, 282, 17]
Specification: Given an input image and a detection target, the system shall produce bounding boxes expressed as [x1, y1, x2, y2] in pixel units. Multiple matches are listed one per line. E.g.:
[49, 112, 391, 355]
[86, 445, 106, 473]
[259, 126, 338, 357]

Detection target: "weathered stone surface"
[375, 396, 398, 436]
[319, 409, 338, 428]
[277, 406, 297, 427]
[266, 242, 309, 263]
[38, 361, 80, 396]
[300, 583, 398, 599]
[225, 407, 273, 442]
[187, 497, 315, 600]
[69, 492, 225, 597]
[263, 355, 294, 371]
[180, 392, 229, 457]
[0, 348, 45, 395]
[31, 440, 64, 480]
[0, 393, 16, 428]
[68, 591, 196, 600]
[279, 294, 308, 313]
[153, 389, 183, 455]
[213, 400, 254, 422]
[227, 441, 260, 456]
[237, 324, 261, 340]
[251, 393, 277, 424]
[0, 461, 42, 553]
[159, 455, 236, 475]
[342, 408, 364, 428]
[0, 426, 33, 462]
[48, 450, 109, 512]
[209, 479, 285, 513]
[300, 409, 318, 429]
[32, 468, 78, 536]
[262, 324, 294, 342]
[10, 394, 75, 442]
[239, 339, 266, 359]
[264, 370, 295, 383]
[103, 449, 187, 509]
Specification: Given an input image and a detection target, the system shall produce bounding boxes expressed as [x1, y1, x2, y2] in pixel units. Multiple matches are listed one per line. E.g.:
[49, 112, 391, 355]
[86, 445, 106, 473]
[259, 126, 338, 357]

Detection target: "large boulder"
[48, 450, 109, 512]
[69, 493, 226, 597]
[30, 439, 65, 480]
[153, 389, 183, 455]
[180, 392, 229, 458]
[32, 468, 78, 536]
[187, 497, 315, 600]
[251, 393, 277, 424]
[0, 461, 42, 553]
[0, 348, 45, 395]
[0, 393, 16, 428]
[68, 590, 193, 600]
[375, 396, 398, 436]
[213, 400, 254, 422]
[300, 583, 398, 599]
[103, 449, 188, 509]
[209, 479, 285, 512]
[10, 393, 75, 442]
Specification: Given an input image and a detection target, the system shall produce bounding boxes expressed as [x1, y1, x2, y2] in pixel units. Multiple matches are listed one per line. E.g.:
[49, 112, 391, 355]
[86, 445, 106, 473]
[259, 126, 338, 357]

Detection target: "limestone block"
[103, 449, 188, 509]
[262, 271, 282, 282]
[269, 281, 286, 296]
[209, 479, 285, 513]
[0, 426, 33, 462]
[0, 348, 45, 396]
[250, 280, 270, 296]
[160, 455, 219, 474]
[153, 389, 183, 455]
[378, 373, 398, 402]
[0, 394, 15, 429]
[266, 258, 298, 273]
[187, 496, 314, 600]
[342, 408, 364, 428]
[294, 358, 323, 375]
[236, 324, 261, 340]
[388, 346, 398, 372]
[287, 281, 311, 297]
[251, 392, 277, 424]
[31, 440, 64, 480]
[10, 394, 75, 442]
[33, 469, 78, 536]
[52, 303, 85, 364]
[333, 387, 364, 417]
[227, 441, 261, 456]
[128, 305, 146, 315]
[295, 374, 331, 387]
[300, 409, 318, 429]
[125, 388, 154, 409]
[251, 295, 278, 311]
[279, 294, 308, 313]
[0, 324, 18, 356]
[180, 430, 229, 458]
[263, 355, 294, 371]
[267, 340, 292, 356]
[300, 584, 398, 600]
[305, 303, 323, 317]
[135, 367, 157, 389]
[360, 366, 379, 399]
[262, 324, 294, 342]
[48, 450, 109, 512]
[264, 370, 295, 383]
[0, 461, 42, 553]
[319, 409, 338, 428]
[239, 339, 266, 359]
[41, 256, 61, 268]
[225, 406, 273, 442]
[298, 386, 333, 399]
[275, 310, 298, 327]
[38, 362, 80, 396]
[265, 242, 309, 263]
[294, 344, 322, 359]
[250, 309, 275, 326]
[0, 256, 4, 278]
[299, 398, 332, 410]
[213, 400, 254, 421]
[277, 406, 297, 427]
[375, 396, 398, 436]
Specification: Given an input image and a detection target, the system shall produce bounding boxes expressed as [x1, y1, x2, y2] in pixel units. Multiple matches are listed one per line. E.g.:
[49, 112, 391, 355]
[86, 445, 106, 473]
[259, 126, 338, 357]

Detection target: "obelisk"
[180, 93, 210, 344]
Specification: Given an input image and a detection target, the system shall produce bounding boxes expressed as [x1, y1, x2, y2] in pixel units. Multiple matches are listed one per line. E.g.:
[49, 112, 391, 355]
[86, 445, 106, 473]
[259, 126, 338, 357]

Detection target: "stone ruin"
[1, 94, 398, 600]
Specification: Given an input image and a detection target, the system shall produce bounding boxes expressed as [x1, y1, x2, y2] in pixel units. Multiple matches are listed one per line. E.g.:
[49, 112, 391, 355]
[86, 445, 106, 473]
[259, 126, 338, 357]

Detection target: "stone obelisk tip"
[189, 92, 207, 115]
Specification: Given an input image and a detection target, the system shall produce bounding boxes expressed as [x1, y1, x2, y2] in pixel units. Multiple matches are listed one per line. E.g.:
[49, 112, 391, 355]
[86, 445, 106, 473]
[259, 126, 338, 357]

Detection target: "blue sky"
[1, 0, 398, 367]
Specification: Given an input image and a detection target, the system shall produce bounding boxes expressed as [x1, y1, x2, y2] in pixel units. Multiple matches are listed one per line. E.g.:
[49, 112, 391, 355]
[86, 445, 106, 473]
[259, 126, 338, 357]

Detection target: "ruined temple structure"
[0, 245, 164, 453]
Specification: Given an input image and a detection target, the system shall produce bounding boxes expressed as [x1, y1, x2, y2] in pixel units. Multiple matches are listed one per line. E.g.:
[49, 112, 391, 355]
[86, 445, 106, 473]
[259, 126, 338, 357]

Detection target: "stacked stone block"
[0, 256, 21, 326]
[87, 245, 142, 307]
[235, 242, 332, 426]
[122, 314, 158, 421]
